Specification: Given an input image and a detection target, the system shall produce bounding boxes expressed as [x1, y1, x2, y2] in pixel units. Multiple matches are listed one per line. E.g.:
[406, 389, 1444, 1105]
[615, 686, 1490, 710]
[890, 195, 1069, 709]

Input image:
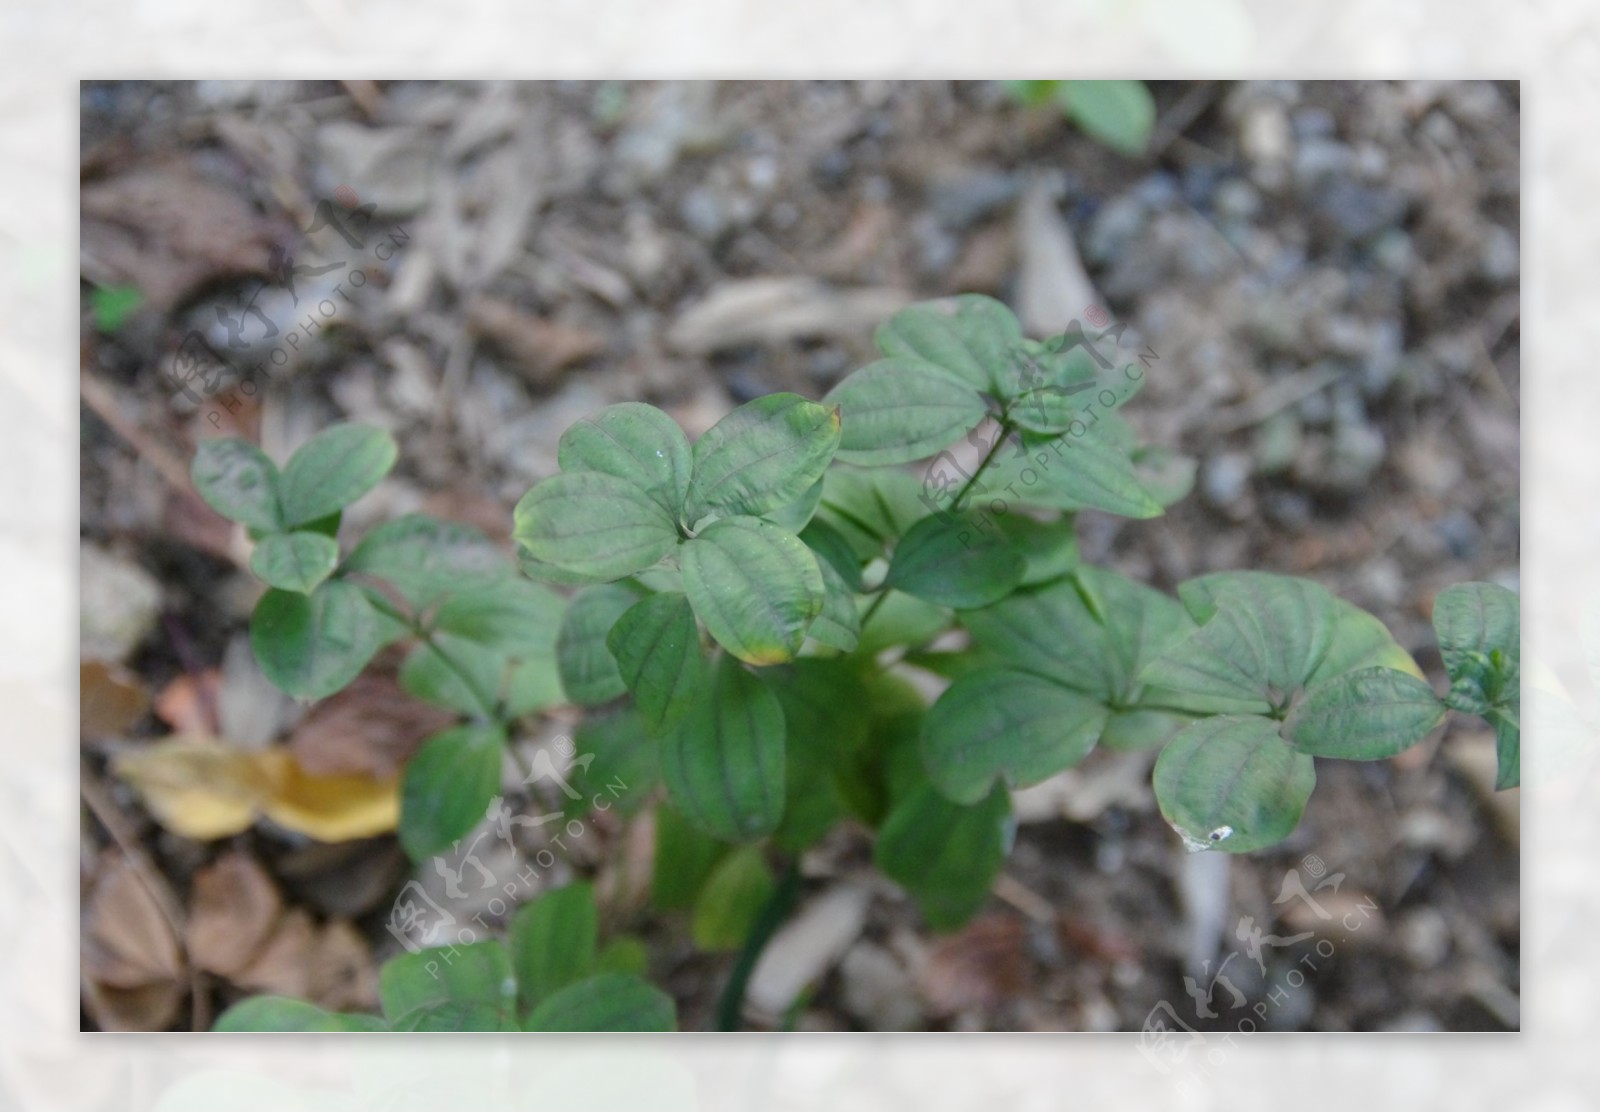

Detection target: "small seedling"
[192, 293, 1519, 1030]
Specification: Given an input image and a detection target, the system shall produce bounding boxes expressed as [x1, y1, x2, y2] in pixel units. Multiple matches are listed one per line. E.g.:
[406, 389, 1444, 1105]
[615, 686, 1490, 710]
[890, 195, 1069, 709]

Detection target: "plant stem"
[954, 419, 1014, 512]
[858, 589, 891, 632]
[858, 423, 1014, 639]
[715, 859, 802, 1031]
[361, 587, 503, 721]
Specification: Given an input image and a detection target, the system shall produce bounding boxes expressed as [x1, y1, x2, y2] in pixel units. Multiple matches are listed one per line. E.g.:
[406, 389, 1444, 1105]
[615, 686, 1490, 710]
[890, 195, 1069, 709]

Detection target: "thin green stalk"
[715, 860, 802, 1031]
[857, 422, 1014, 638]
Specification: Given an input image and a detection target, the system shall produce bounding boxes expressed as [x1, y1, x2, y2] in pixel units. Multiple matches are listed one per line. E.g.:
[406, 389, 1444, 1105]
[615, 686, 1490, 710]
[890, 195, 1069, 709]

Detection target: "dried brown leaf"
[917, 914, 1030, 1018]
[80, 157, 285, 312]
[307, 920, 379, 1013]
[288, 672, 454, 780]
[232, 907, 316, 999]
[80, 660, 149, 740]
[186, 851, 284, 980]
[154, 668, 222, 737]
[466, 294, 607, 384]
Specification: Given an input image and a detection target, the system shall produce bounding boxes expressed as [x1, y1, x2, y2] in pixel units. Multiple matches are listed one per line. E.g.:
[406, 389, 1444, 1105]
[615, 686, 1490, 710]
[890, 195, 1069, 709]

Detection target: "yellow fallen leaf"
[114, 737, 265, 840]
[255, 749, 400, 842]
[114, 736, 399, 843]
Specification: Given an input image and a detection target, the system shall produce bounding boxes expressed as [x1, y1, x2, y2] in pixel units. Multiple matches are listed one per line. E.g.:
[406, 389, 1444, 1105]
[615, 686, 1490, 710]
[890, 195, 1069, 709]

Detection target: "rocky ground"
[79, 80, 1519, 1033]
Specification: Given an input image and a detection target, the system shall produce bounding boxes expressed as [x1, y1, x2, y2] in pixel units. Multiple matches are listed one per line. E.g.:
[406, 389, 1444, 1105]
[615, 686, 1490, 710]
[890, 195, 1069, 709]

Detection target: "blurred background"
[79, 80, 1518, 1032]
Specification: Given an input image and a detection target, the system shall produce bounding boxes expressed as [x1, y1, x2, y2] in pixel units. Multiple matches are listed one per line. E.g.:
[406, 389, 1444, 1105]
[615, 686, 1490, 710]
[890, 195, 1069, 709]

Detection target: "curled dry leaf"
[114, 736, 400, 843]
[81, 852, 185, 1031]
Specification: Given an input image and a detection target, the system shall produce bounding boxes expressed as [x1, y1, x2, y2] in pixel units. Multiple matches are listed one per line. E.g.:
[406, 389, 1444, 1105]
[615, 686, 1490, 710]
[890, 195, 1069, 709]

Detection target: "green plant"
[1005, 80, 1157, 157]
[191, 293, 1519, 1031]
[213, 883, 673, 1032]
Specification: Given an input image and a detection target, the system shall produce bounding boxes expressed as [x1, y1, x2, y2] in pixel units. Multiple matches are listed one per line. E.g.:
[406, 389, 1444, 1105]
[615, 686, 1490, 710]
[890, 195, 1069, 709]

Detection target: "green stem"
[715, 860, 802, 1031]
[360, 586, 503, 721]
[858, 423, 1014, 639]
[954, 419, 1014, 512]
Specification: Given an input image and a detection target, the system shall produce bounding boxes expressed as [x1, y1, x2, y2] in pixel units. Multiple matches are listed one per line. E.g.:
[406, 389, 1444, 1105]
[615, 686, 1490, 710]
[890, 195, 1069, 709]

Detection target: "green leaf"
[1132, 444, 1198, 508]
[248, 531, 340, 594]
[510, 883, 598, 1012]
[996, 514, 1079, 586]
[1284, 666, 1445, 760]
[856, 591, 952, 657]
[399, 635, 504, 717]
[875, 783, 1010, 930]
[594, 937, 650, 977]
[344, 514, 509, 607]
[1152, 716, 1316, 853]
[606, 592, 708, 736]
[825, 358, 990, 466]
[884, 511, 1025, 609]
[691, 846, 776, 951]
[681, 517, 825, 666]
[921, 667, 1107, 805]
[814, 464, 930, 560]
[762, 475, 826, 533]
[1005, 80, 1061, 109]
[504, 652, 566, 717]
[191, 438, 282, 533]
[522, 972, 676, 1032]
[1310, 598, 1424, 686]
[566, 708, 661, 820]
[984, 426, 1163, 519]
[963, 568, 1192, 705]
[652, 804, 728, 911]
[379, 940, 516, 1025]
[800, 517, 865, 592]
[399, 723, 505, 861]
[558, 402, 693, 518]
[806, 558, 861, 653]
[1060, 80, 1155, 157]
[432, 579, 566, 656]
[90, 283, 145, 332]
[513, 471, 680, 581]
[251, 581, 381, 700]
[1142, 572, 1340, 713]
[1100, 708, 1193, 751]
[1433, 582, 1521, 707]
[684, 393, 842, 524]
[1489, 703, 1520, 790]
[278, 424, 397, 528]
[660, 657, 785, 841]
[556, 584, 641, 706]
[1005, 346, 1142, 433]
[212, 996, 385, 1032]
[873, 294, 1024, 394]
[767, 660, 866, 850]
[390, 1001, 517, 1032]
